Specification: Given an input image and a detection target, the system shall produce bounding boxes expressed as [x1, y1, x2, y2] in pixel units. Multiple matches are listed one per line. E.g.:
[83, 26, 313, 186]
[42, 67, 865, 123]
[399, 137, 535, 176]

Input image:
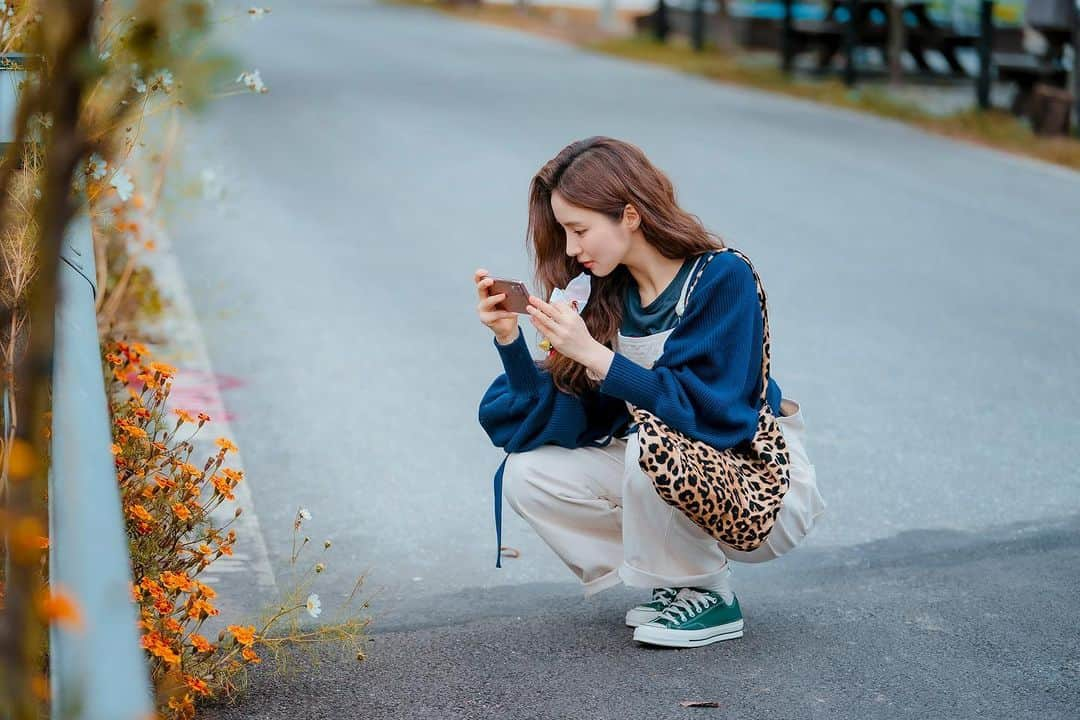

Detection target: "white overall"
[502, 256, 826, 597]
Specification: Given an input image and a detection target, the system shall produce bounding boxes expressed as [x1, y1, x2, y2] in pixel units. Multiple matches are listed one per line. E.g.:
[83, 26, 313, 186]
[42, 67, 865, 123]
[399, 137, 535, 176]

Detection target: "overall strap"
[674, 253, 705, 317]
[678, 247, 773, 406]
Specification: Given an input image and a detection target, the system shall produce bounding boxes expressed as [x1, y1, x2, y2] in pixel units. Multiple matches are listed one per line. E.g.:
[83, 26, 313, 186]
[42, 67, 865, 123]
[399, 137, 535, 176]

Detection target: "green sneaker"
[632, 588, 744, 648]
[625, 587, 678, 628]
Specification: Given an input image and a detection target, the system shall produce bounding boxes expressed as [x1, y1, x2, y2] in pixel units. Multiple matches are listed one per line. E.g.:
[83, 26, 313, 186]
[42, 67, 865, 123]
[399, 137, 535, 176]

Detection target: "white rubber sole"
[633, 619, 745, 648]
[625, 607, 663, 628]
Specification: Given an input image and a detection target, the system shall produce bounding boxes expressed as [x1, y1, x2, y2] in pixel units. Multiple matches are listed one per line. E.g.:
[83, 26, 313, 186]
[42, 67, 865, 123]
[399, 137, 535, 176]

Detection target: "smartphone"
[488, 278, 531, 314]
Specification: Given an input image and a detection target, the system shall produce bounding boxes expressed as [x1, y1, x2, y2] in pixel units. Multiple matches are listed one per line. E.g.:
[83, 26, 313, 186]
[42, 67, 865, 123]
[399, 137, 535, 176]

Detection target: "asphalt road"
[160, 1, 1080, 717]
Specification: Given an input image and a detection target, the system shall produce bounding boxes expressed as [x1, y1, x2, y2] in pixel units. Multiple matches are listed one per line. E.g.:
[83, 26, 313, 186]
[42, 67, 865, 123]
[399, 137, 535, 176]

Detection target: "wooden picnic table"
[790, 0, 978, 76]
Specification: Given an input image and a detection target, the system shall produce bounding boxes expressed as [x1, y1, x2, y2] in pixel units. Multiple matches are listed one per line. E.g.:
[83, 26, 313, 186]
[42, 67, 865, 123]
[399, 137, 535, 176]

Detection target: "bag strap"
[679, 248, 773, 406]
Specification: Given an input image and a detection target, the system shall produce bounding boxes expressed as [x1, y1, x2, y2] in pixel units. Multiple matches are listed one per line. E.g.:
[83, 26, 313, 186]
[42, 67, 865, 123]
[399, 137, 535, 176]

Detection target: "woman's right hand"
[475, 268, 520, 344]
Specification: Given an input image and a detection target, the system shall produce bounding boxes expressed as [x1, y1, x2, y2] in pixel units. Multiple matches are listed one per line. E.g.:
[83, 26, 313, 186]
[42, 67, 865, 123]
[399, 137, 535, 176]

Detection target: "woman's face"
[550, 189, 635, 277]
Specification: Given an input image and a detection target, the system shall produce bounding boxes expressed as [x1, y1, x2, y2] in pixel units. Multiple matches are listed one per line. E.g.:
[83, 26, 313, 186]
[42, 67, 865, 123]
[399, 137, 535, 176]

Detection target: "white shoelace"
[652, 587, 678, 604]
[654, 588, 718, 624]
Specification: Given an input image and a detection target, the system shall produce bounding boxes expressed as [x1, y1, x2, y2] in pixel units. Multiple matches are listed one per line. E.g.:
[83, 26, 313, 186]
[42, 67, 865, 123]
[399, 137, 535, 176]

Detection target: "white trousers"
[502, 398, 825, 597]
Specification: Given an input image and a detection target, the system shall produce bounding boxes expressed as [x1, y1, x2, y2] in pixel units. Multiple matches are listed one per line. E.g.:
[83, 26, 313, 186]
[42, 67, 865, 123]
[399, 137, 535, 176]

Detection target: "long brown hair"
[527, 136, 726, 397]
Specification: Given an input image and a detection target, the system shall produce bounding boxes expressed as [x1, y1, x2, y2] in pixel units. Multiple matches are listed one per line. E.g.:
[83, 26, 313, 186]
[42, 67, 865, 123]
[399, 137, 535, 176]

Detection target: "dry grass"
[388, 0, 1080, 172]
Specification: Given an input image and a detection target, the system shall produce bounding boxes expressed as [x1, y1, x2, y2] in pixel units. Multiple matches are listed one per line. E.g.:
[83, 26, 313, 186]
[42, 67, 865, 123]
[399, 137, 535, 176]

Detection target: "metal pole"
[844, 0, 859, 87]
[49, 207, 154, 720]
[1073, 1, 1079, 136]
[692, 0, 706, 51]
[976, 0, 994, 109]
[782, 0, 795, 72]
[654, 0, 670, 42]
[599, 0, 618, 33]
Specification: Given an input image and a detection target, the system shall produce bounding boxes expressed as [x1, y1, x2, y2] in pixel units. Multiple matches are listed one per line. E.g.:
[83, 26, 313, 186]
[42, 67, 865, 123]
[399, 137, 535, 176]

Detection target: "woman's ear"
[623, 203, 641, 232]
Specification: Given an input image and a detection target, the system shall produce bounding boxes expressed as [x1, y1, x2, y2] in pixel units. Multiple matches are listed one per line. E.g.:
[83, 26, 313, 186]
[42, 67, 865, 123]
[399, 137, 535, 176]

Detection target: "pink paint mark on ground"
[167, 368, 245, 423]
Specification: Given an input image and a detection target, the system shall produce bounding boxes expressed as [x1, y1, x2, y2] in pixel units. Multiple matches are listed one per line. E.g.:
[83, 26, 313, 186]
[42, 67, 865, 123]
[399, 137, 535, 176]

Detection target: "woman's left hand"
[526, 296, 601, 365]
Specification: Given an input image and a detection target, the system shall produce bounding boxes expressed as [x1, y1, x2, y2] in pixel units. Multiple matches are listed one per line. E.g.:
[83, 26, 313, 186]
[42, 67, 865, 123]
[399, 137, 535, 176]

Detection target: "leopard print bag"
[629, 247, 791, 553]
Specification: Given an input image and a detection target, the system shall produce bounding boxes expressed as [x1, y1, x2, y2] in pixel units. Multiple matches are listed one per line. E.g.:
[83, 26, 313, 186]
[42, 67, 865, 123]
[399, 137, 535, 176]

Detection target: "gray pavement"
[160, 1, 1080, 717]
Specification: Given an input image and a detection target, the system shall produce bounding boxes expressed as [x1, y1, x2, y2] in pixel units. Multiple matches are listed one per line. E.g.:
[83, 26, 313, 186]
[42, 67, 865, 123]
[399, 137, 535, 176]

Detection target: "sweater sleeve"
[597, 251, 767, 451]
[478, 329, 630, 452]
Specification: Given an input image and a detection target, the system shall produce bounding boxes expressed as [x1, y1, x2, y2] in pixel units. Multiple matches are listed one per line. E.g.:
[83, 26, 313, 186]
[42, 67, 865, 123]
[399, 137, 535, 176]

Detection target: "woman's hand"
[526, 296, 611, 375]
[475, 268, 520, 344]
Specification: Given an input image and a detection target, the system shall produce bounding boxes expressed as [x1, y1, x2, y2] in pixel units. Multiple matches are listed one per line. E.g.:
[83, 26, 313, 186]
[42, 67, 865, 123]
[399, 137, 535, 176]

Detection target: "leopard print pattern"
[629, 247, 791, 552]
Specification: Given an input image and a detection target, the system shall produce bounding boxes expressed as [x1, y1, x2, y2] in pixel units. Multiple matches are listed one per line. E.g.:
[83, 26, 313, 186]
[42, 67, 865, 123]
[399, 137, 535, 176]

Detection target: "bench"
[993, 0, 1076, 116]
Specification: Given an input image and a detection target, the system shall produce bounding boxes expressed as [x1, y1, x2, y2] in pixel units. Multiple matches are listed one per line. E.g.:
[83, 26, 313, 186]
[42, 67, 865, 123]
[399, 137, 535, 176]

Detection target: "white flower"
[305, 593, 322, 618]
[86, 153, 108, 180]
[109, 167, 134, 201]
[200, 167, 225, 201]
[150, 68, 174, 92]
[298, 507, 312, 521]
[248, 7, 271, 20]
[236, 69, 267, 94]
[132, 76, 146, 93]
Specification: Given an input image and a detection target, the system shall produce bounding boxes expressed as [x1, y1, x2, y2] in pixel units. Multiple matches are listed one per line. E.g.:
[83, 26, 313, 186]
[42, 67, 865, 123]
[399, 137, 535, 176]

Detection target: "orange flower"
[197, 412, 210, 424]
[227, 624, 256, 646]
[177, 462, 202, 478]
[241, 646, 262, 664]
[174, 408, 195, 424]
[154, 598, 173, 616]
[211, 474, 235, 500]
[31, 673, 49, 702]
[119, 423, 148, 439]
[218, 542, 233, 557]
[168, 693, 194, 715]
[131, 343, 149, 355]
[149, 362, 177, 377]
[141, 633, 181, 665]
[190, 633, 214, 654]
[186, 597, 218, 619]
[184, 674, 211, 696]
[36, 587, 83, 630]
[171, 503, 192, 521]
[163, 616, 183, 635]
[140, 577, 166, 602]
[195, 581, 216, 599]
[110, 443, 122, 455]
[127, 504, 154, 523]
[222, 467, 243, 483]
[154, 474, 176, 490]
[215, 437, 238, 453]
[160, 571, 194, 593]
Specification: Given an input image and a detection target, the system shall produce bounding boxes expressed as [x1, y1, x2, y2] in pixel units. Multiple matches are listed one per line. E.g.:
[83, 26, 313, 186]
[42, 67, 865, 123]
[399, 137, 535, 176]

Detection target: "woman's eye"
[575, 229, 586, 236]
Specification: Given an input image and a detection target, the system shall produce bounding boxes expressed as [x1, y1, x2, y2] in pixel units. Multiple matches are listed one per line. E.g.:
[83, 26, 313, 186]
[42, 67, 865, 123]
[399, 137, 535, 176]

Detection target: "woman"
[474, 136, 825, 649]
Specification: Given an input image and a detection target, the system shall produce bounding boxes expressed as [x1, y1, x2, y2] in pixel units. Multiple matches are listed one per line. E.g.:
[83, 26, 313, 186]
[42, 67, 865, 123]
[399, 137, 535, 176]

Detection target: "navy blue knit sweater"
[477, 249, 783, 567]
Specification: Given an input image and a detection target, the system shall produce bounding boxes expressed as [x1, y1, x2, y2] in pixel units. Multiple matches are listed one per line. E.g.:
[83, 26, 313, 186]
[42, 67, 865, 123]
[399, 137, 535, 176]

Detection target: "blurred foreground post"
[691, 0, 706, 50]
[600, 0, 619, 32]
[781, 0, 795, 72]
[844, 0, 859, 86]
[976, 0, 995, 108]
[888, 0, 905, 85]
